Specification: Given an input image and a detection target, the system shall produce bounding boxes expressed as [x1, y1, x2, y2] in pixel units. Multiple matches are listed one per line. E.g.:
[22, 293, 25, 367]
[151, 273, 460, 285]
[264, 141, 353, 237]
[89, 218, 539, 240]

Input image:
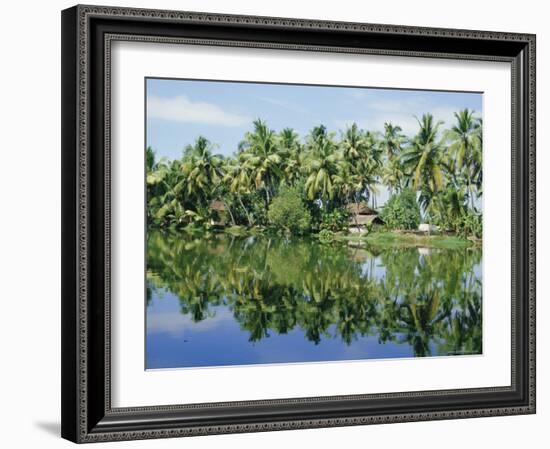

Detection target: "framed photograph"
[61, 4, 536, 443]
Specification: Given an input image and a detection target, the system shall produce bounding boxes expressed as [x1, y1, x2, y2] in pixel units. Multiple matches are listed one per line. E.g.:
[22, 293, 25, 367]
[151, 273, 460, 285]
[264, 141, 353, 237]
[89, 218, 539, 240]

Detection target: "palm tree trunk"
[238, 194, 252, 226]
[264, 238, 272, 272]
[222, 199, 236, 226]
[468, 176, 475, 211]
[346, 195, 360, 232]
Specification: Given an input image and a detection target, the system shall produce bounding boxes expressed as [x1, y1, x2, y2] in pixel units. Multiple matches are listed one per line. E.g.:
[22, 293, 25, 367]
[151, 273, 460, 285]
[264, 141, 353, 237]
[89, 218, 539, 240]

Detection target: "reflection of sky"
[146, 290, 418, 369]
[358, 254, 387, 279]
[146, 252, 482, 371]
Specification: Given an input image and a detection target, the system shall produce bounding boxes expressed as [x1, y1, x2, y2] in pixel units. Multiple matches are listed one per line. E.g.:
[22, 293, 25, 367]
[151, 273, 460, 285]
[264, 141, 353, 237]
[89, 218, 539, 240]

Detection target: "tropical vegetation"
[146, 110, 483, 241]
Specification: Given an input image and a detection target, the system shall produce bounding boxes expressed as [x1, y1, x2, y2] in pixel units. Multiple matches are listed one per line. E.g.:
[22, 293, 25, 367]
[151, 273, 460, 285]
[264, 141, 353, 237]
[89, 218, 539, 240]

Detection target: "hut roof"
[346, 202, 378, 215]
[349, 214, 384, 226]
[210, 200, 226, 211]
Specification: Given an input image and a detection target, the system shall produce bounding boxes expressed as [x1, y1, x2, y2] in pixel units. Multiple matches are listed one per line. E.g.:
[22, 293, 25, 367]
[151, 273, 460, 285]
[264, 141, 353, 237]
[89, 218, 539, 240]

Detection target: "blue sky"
[146, 78, 483, 161]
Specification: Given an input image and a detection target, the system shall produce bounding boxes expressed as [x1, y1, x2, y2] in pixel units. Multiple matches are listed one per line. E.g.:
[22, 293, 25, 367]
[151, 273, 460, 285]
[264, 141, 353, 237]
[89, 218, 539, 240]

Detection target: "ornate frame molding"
[61, 4, 536, 443]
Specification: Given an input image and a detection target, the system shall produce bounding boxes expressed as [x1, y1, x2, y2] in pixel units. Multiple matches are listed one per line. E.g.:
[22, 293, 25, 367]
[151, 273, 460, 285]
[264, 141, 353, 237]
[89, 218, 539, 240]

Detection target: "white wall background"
[0, 0, 545, 447]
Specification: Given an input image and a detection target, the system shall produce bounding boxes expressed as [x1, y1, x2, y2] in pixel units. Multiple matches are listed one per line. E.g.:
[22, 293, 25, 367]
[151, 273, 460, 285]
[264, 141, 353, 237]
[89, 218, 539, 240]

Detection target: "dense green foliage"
[147, 109, 483, 238]
[267, 188, 311, 235]
[318, 228, 336, 244]
[381, 189, 421, 230]
[319, 208, 350, 232]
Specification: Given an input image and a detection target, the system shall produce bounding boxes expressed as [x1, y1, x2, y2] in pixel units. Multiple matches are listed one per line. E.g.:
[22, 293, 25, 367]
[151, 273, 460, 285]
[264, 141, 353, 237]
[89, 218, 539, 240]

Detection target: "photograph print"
[145, 78, 483, 370]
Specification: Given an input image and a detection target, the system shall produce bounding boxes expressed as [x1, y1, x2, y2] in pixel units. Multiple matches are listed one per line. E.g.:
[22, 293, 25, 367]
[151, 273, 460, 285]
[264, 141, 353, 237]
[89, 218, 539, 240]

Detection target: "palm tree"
[279, 127, 300, 153]
[146, 146, 156, 172]
[473, 117, 483, 195]
[381, 157, 405, 195]
[149, 158, 186, 225]
[278, 128, 303, 187]
[180, 136, 236, 224]
[333, 161, 362, 205]
[359, 131, 383, 208]
[303, 125, 340, 205]
[181, 136, 224, 201]
[444, 109, 482, 210]
[381, 122, 405, 160]
[338, 124, 382, 206]
[380, 123, 406, 197]
[432, 185, 468, 232]
[401, 114, 445, 215]
[239, 119, 282, 205]
[340, 123, 368, 160]
[224, 158, 253, 226]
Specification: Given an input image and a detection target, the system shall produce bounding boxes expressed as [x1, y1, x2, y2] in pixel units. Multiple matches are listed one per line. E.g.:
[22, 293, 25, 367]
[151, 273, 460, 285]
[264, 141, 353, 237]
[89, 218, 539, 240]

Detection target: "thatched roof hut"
[346, 202, 377, 215]
[209, 200, 228, 226]
[210, 200, 227, 212]
[352, 214, 384, 226]
[347, 202, 384, 230]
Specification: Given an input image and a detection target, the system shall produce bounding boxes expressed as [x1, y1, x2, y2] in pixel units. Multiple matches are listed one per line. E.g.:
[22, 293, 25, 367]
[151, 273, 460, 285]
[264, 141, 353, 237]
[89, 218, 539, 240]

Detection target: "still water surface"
[146, 232, 482, 369]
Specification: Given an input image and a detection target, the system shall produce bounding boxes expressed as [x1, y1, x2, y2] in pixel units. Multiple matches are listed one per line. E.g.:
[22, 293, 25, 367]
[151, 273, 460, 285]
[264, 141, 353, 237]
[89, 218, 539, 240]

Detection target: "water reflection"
[146, 232, 482, 368]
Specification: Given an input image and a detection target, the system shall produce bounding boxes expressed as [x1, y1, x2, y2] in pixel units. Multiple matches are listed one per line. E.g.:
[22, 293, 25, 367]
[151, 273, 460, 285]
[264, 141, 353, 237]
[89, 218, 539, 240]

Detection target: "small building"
[418, 223, 439, 234]
[346, 202, 384, 232]
[209, 200, 228, 226]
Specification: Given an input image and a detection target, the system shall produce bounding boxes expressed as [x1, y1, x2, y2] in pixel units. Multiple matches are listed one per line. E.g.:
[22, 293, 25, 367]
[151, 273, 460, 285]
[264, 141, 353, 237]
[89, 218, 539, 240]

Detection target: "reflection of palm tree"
[397, 289, 443, 357]
[147, 232, 482, 355]
[334, 286, 377, 345]
[176, 269, 224, 322]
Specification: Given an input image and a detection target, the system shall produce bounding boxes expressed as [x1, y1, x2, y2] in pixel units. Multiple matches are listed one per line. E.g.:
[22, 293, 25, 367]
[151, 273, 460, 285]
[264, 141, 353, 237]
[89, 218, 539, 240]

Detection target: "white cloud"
[147, 95, 250, 127]
[147, 309, 233, 337]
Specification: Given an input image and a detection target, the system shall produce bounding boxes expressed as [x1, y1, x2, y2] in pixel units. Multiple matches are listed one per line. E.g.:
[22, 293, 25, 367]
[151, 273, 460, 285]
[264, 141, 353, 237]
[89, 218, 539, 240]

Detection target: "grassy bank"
[342, 231, 476, 249]
[172, 224, 478, 250]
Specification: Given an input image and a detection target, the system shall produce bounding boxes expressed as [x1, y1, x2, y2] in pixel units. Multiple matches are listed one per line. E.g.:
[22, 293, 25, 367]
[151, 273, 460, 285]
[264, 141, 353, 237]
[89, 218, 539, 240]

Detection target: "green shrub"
[248, 191, 269, 226]
[267, 188, 312, 235]
[457, 211, 482, 239]
[381, 189, 421, 230]
[319, 208, 349, 232]
[318, 229, 335, 244]
[430, 187, 482, 239]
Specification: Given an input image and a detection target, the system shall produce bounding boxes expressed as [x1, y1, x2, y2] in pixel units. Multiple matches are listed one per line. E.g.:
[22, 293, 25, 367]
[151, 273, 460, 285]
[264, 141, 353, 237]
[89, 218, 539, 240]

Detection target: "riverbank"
[341, 231, 477, 249]
[159, 224, 478, 250]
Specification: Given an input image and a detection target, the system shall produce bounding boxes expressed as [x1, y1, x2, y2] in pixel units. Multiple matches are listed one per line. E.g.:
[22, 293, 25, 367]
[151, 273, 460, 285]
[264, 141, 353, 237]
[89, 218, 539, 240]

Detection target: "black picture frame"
[61, 4, 536, 443]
